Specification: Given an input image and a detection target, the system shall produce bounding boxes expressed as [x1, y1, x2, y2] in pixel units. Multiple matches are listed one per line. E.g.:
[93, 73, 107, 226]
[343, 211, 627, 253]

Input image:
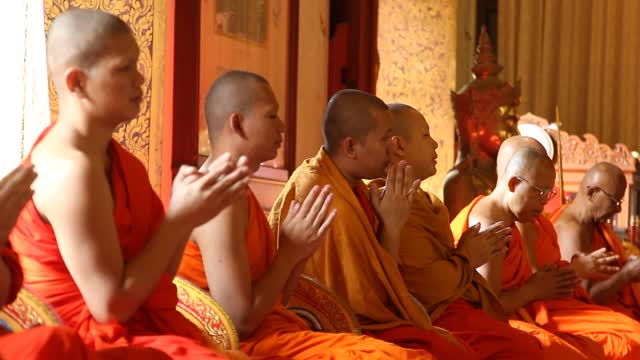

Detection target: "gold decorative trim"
[0, 288, 60, 331]
[173, 276, 240, 350]
[287, 274, 362, 335]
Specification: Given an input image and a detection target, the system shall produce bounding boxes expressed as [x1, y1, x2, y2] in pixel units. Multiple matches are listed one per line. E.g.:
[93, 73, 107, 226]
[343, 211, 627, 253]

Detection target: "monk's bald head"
[502, 147, 555, 185]
[322, 89, 389, 154]
[496, 136, 547, 177]
[388, 103, 423, 139]
[204, 71, 271, 140]
[47, 9, 131, 88]
[580, 162, 627, 195]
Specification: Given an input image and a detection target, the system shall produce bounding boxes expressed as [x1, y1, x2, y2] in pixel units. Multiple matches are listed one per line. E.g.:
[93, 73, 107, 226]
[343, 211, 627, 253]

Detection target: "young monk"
[179, 71, 434, 359]
[451, 147, 640, 359]
[387, 103, 547, 359]
[9, 9, 251, 359]
[269, 89, 480, 360]
[551, 163, 640, 320]
[0, 165, 169, 359]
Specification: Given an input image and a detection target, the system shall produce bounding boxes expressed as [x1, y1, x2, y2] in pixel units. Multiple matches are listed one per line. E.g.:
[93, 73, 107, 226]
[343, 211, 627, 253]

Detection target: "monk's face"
[403, 116, 438, 179]
[82, 32, 144, 124]
[354, 109, 392, 179]
[242, 83, 284, 170]
[589, 178, 626, 223]
[508, 164, 556, 222]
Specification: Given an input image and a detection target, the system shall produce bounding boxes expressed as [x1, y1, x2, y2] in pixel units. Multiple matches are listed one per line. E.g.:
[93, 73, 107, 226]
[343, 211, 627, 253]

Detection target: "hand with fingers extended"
[621, 256, 640, 283]
[279, 185, 337, 263]
[166, 153, 251, 228]
[0, 164, 37, 245]
[457, 222, 512, 268]
[527, 265, 578, 300]
[570, 247, 620, 280]
[369, 161, 421, 234]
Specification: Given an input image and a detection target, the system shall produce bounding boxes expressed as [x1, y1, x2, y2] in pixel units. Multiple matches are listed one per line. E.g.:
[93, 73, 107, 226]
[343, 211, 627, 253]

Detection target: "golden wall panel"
[376, 0, 457, 198]
[44, 0, 155, 171]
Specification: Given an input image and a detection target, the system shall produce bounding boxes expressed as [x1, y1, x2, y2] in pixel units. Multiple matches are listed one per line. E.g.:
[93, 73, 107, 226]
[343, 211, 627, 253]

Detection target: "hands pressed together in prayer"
[279, 185, 337, 263]
[166, 153, 252, 229]
[570, 247, 620, 280]
[369, 161, 421, 259]
[0, 164, 37, 245]
[527, 264, 578, 300]
[458, 222, 512, 268]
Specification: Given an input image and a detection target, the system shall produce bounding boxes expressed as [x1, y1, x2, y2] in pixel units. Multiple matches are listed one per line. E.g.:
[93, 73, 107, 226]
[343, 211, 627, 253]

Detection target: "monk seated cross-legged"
[552, 162, 640, 320]
[178, 71, 433, 359]
[269, 89, 481, 360]
[386, 104, 545, 359]
[451, 145, 640, 360]
[8, 9, 252, 359]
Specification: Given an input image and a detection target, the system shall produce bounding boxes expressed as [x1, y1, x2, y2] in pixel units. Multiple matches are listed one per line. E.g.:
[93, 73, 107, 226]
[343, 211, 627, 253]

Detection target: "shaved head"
[388, 103, 423, 139]
[204, 71, 270, 140]
[502, 147, 554, 184]
[47, 9, 131, 89]
[497, 136, 547, 177]
[581, 162, 627, 193]
[322, 89, 389, 154]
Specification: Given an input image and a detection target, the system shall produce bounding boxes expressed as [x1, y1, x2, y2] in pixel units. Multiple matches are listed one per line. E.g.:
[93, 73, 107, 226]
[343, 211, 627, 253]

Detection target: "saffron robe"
[550, 205, 640, 321]
[0, 247, 170, 360]
[268, 147, 478, 360]
[452, 196, 640, 360]
[179, 190, 433, 359]
[401, 189, 544, 359]
[9, 127, 234, 359]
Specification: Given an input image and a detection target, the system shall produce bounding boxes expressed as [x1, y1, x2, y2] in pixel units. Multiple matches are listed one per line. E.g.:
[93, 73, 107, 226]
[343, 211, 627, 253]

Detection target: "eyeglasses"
[594, 186, 623, 208]
[515, 176, 557, 202]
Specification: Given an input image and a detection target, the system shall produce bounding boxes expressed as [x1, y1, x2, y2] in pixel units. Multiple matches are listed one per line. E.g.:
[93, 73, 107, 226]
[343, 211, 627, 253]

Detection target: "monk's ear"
[64, 68, 88, 98]
[341, 137, 358, 159]
[507, 176, 520, 193]
[586, 186, 597, 201]
[389, 136, 405, 156]
[229, 113, 247, 138]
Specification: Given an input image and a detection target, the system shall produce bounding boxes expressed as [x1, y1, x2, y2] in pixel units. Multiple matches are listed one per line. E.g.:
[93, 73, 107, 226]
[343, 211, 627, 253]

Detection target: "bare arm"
[196, 185, 335, 338]
[36, 156, 249, 324]
[590, 258, 640, 305]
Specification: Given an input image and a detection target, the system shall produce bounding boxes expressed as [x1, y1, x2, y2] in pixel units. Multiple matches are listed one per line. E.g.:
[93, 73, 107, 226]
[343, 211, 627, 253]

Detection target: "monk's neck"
[564, 198, 594, 225]
[327, 153, 360, 188]
[488, 191, 517, 227]
[209, 144, 259, 172]
[50, 115, 115, 154]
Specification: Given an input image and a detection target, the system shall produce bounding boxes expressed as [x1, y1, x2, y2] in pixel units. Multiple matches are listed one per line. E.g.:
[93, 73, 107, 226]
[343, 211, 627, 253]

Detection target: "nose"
[432, 137, 439, 150]
[277, 117, 285, 133]
[135, 67, 144, 86]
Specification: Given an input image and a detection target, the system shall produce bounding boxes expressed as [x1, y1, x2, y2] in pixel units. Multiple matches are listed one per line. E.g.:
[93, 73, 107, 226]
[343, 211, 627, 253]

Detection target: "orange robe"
[401, 189, 544, 359]
[550, 205, 640, 320]
[268, 147, 478, 360]
[8, 127, 232, 359]
[452, 196, 640, 360]
[0, 247, 169, 360]
[179, 190, 432, 359]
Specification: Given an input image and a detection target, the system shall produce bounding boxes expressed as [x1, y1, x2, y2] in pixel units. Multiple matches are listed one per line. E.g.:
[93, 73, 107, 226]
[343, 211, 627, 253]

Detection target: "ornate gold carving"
[44, 0, 154, 168]
[173, 277, 239, 351]
[287, 274, 361, 335]
[518, 114, 635, 172]
[0, 288, 60, 331]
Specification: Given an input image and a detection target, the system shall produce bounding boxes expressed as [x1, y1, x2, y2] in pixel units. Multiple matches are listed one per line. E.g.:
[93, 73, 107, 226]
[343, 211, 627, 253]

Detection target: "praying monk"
[552, 163, 640, 320]
[179, 71, 433, 359]
[500, 138, 621, 282]
[451, 147, 640, 359]
[8, 9, 251, 359]
[0, 164, 169, 360]
[387, 104, 546, 359]
[269, 89, 479, 359]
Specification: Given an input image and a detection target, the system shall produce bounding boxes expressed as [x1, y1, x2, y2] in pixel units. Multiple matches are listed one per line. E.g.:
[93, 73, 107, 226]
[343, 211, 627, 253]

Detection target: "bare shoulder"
[468, 197, 499, 228]
[192, 195, 249, 247]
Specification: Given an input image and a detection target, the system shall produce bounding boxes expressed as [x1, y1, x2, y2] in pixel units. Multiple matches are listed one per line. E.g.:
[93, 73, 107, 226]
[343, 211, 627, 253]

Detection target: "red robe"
[9, 126, 232, 359]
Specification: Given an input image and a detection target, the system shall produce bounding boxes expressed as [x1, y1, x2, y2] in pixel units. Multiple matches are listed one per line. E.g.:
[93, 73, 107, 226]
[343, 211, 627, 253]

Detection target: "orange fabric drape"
[180, 190, 435, 359]
[9, 126, 228, 359]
